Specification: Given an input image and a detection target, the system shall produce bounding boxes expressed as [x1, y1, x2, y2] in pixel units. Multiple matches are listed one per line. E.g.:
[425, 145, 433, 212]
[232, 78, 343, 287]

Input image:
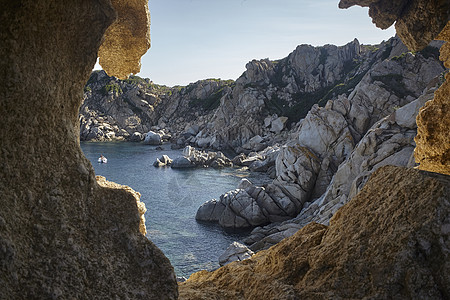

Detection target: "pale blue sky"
[104, 0, 396, 86]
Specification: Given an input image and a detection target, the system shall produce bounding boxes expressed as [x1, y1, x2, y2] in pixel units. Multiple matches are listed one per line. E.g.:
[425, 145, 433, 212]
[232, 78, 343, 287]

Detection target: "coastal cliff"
[179, 0, 450, 298]
[81, 37, 444, 152]
[2, 0, 449, 298]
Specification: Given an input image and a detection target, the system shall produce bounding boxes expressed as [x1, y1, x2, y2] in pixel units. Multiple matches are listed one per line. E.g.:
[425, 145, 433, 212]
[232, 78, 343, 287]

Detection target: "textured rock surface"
[80, 73, 232, 142]
[0, 1, 177, 299]
[196, 43, 445, 230]
[218, 242, 254, 267]
[240, 86, 437, 252]
[171, 146, 233, 169]
[180, 166, 450, 299]
[415, 24, 450, 175]
[340, 0, 450, 177]
[339, 0, 449, 51]
[98, 0, 151, 79]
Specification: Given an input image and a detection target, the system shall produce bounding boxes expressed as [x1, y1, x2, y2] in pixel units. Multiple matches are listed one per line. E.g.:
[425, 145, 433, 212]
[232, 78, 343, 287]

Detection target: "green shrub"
[102, 84, 122, 95]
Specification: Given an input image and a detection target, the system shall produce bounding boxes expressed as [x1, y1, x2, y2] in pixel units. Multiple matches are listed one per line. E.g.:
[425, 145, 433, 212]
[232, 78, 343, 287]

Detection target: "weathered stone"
[270, 116, 288, 133]
[338, 0, 449, 51]
[180, 166, 450, 299]
[99, 0, 151, 79]
[171, 157, 195, 169]
[130, 131, 144, 142]
[196, 199, 226, 222]
[0, 1, 177, 298]
[144, 130, 162, 145]
[218, 242, 254, 266]
[415, 24, 450, 175]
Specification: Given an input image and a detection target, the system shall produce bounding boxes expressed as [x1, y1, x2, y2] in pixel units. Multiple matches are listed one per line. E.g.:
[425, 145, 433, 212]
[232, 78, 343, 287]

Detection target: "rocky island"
[1, 0, 449, 299]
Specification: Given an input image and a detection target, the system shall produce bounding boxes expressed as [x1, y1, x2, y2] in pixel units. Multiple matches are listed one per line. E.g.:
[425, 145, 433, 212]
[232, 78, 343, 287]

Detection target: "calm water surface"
[81, 142, 270, 277]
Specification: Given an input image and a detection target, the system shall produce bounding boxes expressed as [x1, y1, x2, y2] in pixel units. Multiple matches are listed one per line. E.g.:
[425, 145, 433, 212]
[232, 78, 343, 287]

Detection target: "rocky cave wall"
[0, 1, 177, 298]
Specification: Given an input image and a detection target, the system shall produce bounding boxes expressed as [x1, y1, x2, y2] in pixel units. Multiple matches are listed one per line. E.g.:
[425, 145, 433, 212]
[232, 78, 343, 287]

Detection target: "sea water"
[81, 141, 271, 277]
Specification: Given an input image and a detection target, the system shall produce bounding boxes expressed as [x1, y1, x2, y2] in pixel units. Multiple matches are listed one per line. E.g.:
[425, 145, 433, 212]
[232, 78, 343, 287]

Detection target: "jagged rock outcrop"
[80, 36, 445, 156]
[415, 24, 450, 175]
[339, 1, 450, 175]
[180, 166, 450, 299]
[80, 74, 233, 142]
[243, 86, 438, 251]
[339, 0, 449, 51]
[196, 43, 445, 229]
[0, 1, 177, 299]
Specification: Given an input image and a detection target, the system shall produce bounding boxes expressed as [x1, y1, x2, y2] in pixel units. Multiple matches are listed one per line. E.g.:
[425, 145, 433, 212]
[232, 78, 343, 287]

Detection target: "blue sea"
[81, 142, 270, 278]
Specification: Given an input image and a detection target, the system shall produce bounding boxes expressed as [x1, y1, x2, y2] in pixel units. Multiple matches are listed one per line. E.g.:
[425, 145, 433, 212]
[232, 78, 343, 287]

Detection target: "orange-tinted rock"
[414, 23, 450, 175]
[179, 166, 450, 299]
[0, 1, 176, 298]
[339, 0, 449, 51]
[99, 0, 151, 79]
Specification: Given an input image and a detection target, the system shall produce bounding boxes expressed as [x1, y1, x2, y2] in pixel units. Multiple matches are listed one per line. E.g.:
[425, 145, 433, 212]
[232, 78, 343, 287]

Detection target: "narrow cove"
[81, 141, 271, 278]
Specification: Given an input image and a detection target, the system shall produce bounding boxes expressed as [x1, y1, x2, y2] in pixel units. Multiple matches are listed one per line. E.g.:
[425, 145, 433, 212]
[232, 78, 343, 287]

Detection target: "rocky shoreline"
[80, 36, 447, 267]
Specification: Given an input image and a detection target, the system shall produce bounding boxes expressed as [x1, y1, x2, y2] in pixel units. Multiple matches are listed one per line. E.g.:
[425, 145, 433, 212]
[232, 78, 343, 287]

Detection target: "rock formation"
[339, 0, 449, 51]
[415, 24, 450, 175]
[243, 86, 438, 251]
[180, 166, 450, 299]
[167, 146, 233, 169]
[339, 0, 450, 176]
[0, 1, 177, 298]
[80, 73, 233, 142]
[195, 42, 445, 229]
[181, 0, 450, 297]
[98, 0, 151, 79]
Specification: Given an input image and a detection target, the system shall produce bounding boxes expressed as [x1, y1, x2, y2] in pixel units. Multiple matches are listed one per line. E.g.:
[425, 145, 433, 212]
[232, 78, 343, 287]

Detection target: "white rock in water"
[219, 242, 254, 266]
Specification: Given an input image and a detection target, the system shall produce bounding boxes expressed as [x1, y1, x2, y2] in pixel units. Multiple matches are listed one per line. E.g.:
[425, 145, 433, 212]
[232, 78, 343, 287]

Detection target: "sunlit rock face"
[0, 1, 177, 299]
[99, 0, 151, 79]
[339, 0, 450, 175]
[180, 166, 450, 299]
[339, 0, 449, 51]
[415, 24, 450, 175]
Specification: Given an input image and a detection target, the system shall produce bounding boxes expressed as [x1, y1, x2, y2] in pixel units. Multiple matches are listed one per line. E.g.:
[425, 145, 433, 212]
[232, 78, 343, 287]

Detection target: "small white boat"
[98, 156, 107, 164]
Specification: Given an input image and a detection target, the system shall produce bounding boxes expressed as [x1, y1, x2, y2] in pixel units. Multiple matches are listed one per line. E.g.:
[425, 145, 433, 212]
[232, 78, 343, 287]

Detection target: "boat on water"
[98, 155, 107, 164]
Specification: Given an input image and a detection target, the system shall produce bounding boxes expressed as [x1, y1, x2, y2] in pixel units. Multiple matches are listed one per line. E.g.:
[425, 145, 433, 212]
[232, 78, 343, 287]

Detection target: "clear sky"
[99, 0, 396, 87]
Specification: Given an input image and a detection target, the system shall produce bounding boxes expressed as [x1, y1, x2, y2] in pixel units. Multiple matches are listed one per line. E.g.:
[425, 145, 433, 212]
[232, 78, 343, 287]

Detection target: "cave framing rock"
[0, 1, 177, 299]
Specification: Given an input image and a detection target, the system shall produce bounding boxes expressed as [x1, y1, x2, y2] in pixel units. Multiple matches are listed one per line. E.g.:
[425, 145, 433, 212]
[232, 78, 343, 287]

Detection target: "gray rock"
[130, 132, 144, 142]
[218, 242, 254, 266]
[153, 155, 173, 167]
[171, 157, 194, 168]
[270, 117, 288, 133]
[196, 199, 226, 222]
[143, 131, 162, 145]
